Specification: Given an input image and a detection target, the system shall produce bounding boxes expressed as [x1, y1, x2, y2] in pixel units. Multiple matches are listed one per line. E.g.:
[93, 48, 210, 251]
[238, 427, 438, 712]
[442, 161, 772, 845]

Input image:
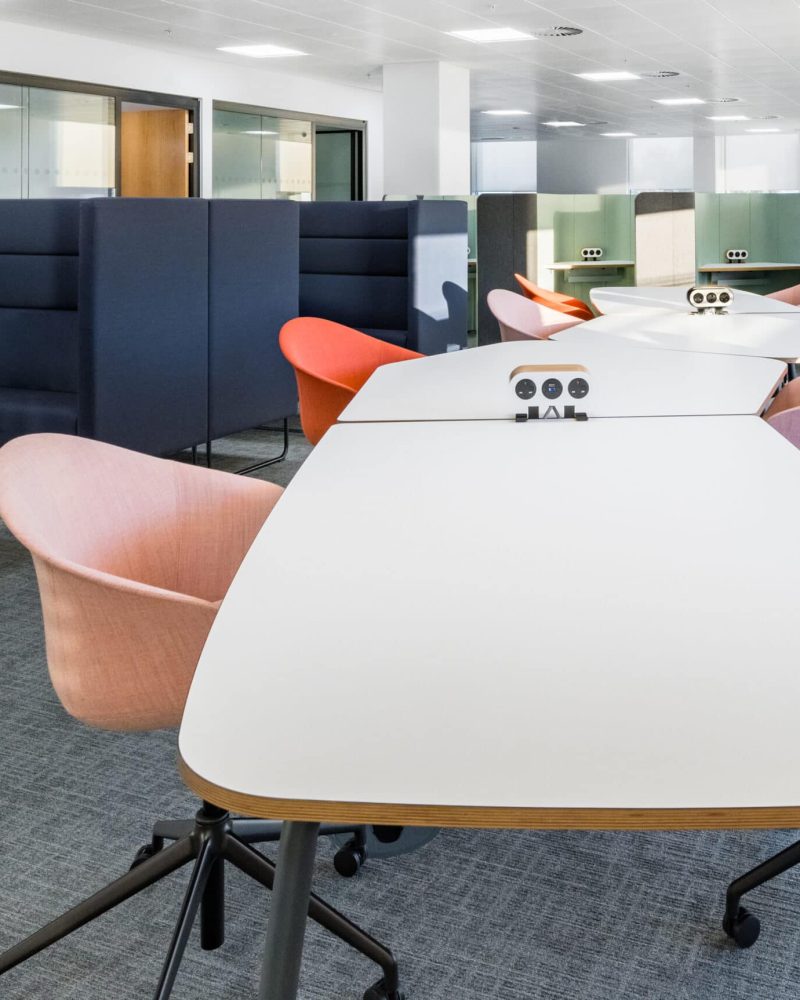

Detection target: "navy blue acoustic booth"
[79, 199, 209, 456]
[0, 200, 80, 445]
[207, 200, 299, 468]
[299, 200, 468, 354]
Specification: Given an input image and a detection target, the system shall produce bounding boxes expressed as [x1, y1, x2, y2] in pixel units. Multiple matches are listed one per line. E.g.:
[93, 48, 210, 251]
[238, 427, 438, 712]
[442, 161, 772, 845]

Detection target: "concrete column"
[382, 62, 470, 196]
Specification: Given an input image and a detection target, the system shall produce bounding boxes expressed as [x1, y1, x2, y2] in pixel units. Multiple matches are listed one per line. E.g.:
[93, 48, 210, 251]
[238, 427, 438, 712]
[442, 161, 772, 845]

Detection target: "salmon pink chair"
[279, 317, 423, 445]
[514, 273, 594, 321]
[764, 378, 800, 447]
[0, 434, 400, 999]
[487, 289, 584, 342]
[767, 283, 800, 306]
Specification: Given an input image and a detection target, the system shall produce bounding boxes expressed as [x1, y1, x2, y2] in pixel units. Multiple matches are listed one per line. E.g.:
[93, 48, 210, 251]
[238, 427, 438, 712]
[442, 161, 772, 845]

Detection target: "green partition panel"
[536, 195, 635, 301]
[696, 194, 800, 295]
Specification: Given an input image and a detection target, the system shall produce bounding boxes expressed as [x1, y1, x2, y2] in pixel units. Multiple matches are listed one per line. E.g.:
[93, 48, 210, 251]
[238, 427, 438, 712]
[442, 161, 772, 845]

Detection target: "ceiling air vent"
[641, 70, 679, 79]
[533, 26, 583, 38]
[707, 97, 740, 103]
[585, 120, 609, 126]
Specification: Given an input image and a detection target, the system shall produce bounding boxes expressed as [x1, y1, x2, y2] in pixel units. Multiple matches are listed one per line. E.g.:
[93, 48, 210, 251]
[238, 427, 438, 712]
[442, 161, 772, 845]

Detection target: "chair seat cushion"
[0, 388, 77, 445]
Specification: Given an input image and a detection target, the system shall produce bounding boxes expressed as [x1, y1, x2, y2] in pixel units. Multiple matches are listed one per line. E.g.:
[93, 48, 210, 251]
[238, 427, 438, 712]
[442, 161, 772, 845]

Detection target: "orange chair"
[0, 434, 399, 998]
[767, 283, 800, 306]
[280, 317, 423, 445]
[764, 378, 800, 446]
[514, 273, 594, 321]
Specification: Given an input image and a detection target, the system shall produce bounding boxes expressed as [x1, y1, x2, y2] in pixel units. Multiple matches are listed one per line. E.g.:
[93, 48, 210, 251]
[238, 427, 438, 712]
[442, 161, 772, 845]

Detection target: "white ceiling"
[2, 0, 800, 140]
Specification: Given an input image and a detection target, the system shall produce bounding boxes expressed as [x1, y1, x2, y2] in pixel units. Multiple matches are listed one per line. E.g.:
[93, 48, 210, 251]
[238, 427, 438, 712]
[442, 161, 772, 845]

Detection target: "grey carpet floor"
[1, 424, 800, 998]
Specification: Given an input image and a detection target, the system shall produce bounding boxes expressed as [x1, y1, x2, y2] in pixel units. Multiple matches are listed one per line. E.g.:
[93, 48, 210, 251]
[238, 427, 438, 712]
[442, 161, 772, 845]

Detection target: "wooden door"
[120, 109, 190, 197]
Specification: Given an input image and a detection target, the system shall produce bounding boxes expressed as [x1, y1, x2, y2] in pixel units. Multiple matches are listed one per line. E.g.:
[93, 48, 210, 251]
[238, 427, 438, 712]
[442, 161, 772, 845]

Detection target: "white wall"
[628, 138, 693, 193]
[536, 139, 629, 194]
[471, 141, 537, 193]
[0, 19, 384, 198]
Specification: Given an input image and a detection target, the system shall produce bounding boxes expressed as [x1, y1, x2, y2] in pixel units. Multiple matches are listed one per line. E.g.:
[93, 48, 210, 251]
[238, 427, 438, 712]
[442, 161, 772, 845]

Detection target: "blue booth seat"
[299, 200, 468, 354]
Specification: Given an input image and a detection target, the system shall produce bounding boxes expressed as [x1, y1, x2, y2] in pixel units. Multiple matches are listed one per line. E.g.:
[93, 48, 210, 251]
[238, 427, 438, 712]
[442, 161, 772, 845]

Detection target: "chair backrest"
[766, 283, 800, 306]
[280, 317, 422, 445]
[487, 289, 583, 342]
[514, 273, 594, 321]
[0, 433, 281, 730]
[764, 378, 800, 447]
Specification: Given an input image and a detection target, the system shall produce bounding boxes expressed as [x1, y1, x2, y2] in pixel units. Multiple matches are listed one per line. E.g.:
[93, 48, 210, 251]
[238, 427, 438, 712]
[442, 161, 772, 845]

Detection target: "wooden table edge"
[179, 757, 800, 831]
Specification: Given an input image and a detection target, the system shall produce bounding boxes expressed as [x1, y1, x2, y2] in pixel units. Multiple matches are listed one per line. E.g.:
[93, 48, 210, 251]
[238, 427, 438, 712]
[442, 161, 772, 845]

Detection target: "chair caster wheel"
[334, 838, 366, 878]
[723, 906, 761, 948]
[363, 978, 405, 1000]
[130, 843, 159, 870]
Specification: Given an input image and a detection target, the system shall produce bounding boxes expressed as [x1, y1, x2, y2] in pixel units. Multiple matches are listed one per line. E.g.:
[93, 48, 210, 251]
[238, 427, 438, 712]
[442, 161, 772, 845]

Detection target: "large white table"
[339, 340, 785, 423]
[590, 285, 800, 316]
[555, 309, 800, 363]
[180, 343, 800, 997]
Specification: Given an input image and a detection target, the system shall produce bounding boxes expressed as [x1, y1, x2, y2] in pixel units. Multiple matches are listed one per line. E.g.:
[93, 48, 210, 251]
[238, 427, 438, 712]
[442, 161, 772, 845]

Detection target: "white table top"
[338, 341, 784, 423]
[180, 416, 800, 826]
[590, 285, 800, 315]
[555, 309, 800, 363]
[549, 260, 634, 271]
[699, 262, 800, 273]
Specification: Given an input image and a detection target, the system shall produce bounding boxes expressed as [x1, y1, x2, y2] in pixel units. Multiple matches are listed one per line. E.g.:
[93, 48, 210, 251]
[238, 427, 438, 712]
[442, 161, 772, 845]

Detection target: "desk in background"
[590, 284, 800, 316]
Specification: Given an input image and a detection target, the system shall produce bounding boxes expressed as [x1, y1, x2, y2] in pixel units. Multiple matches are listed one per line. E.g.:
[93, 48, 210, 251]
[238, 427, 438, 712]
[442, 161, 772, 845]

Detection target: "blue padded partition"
[408, 201, 468, 355]
[79, 199, 209, 456]
[299, 200, 467, 353]
[208, 200, 299, 440]
[0, 199, 80, 446]
[300, 201, 409, 348]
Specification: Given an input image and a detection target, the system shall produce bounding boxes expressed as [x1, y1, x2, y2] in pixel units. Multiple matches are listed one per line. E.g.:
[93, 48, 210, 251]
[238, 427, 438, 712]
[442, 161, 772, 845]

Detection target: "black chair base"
[206, 418, 291, 476]
[723, 837, 800, 949]
[0, 802, 403, 1000]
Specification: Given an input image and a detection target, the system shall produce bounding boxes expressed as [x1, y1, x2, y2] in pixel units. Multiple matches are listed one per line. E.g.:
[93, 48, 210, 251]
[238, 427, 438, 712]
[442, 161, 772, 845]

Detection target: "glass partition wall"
[0, 82, 115, 198]
[0, 73, 198, 199]
[212, 103, 365, 201]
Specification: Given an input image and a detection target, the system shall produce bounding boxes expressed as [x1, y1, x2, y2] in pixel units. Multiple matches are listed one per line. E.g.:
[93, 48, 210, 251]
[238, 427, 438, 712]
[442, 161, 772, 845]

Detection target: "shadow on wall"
[410, 279, 468, 353]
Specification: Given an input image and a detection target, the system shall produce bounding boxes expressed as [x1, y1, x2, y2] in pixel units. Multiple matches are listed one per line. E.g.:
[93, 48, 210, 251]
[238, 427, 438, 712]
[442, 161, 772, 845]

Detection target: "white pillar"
[693, 136, 725, 193]
[382, 62, 470, 196]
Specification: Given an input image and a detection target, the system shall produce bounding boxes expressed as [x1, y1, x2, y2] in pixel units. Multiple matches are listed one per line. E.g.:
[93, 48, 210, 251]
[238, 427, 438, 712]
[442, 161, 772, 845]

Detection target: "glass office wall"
[0, 83, 115, 198]
[213, 109, 313, 201]
[213, 105, 365, 200]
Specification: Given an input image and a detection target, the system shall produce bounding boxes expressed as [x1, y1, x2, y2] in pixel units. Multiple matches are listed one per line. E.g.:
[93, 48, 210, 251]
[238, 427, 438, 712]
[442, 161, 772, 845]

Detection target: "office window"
[213, 109, 312, 201]
[213, 104, 365, 200]
[0, 84, 115, 198]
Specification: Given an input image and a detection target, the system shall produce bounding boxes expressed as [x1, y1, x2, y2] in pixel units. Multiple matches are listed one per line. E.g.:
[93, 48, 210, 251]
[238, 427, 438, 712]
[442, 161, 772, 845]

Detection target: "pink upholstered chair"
[0, 434, 398, 999]
[487, 289, 584, 341]
[767, 283, 800, 306]
[764, 378, 800, 447]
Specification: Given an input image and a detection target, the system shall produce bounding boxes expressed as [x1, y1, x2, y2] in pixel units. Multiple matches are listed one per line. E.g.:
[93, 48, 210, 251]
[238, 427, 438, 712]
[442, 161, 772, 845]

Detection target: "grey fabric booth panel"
[0, 255, 79, 309]
[298, 200, 467, 354]
[79, 199, 209, 456]
[208, 200, 300, 440]
[0, 309, 78, 392]
[0, 199, 80, 447]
